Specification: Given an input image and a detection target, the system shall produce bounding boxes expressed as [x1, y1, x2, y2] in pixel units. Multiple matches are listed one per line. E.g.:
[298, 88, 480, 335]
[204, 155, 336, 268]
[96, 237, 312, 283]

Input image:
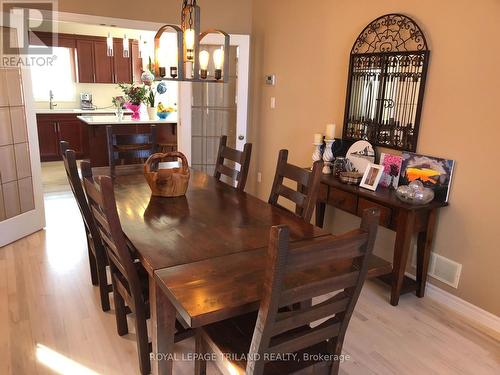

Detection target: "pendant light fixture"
[106, 33, 113, 57]
[123, 34, 130, 58]
[154, 0, 230, 82]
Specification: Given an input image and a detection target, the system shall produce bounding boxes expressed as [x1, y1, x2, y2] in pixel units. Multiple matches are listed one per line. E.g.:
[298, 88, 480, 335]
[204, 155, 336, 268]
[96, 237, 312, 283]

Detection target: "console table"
[316, 175, 448, 306]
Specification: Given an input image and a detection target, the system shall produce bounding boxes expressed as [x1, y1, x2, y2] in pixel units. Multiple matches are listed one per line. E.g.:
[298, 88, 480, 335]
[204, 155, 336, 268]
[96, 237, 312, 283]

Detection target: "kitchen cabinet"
[76, 37, 137, 84]
[94, 40, 114, 83]
[76, 39, 95, 83]
[131, 40, 143, 84]
[114, 40, 133, 84]
[36, 114, 88, 161]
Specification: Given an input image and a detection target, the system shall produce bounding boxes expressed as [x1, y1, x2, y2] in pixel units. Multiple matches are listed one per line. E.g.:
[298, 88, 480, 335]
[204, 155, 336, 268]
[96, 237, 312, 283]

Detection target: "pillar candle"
[325, 123, 336, 139]
[313, 133, 323, 144]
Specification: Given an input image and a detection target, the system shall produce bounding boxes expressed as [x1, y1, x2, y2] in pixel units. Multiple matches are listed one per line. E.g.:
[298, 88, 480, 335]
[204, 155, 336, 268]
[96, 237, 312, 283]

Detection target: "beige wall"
[249, 0, 500, 316]
[58, 0, 253, 34]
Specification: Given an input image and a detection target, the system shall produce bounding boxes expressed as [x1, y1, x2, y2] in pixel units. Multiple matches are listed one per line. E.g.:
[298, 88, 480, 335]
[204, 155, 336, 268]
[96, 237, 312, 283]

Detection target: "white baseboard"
[405, 273, 500, 334]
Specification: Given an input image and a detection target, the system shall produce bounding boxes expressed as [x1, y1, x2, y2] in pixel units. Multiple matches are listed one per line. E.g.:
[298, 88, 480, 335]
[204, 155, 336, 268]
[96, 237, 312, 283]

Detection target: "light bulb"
[106, 32, 113, 57]
[199, 50, 209, 79]
[184, 28, 195, 61]
[123, 34, 129, 58]
[213, 48, 224, 80]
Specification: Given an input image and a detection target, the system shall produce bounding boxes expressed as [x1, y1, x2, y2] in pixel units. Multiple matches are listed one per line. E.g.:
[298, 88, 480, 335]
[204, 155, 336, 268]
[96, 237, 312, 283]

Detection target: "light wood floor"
[0, 187, 499, 374]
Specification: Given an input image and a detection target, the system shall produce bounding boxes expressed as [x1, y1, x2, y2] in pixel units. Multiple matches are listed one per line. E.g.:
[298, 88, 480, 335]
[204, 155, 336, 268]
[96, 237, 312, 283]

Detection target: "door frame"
[0, 12, 45, 247]
[178, 34, 250, 163]
[53, 11, 250, 164]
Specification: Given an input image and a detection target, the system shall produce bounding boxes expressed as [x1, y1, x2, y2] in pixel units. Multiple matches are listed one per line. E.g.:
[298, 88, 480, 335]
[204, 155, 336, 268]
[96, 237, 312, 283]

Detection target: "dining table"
[113, 170, 391, 375]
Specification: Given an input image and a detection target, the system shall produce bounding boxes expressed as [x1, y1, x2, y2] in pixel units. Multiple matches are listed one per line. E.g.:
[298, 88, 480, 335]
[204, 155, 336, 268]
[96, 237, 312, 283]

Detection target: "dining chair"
[214, 135, 253, 191]
[195, 208, 380, 375]
[268, 149, 323, 223]
[106, 125, 158, 177]
[60, 141, 111, 312]
[82, 170, 191, 375]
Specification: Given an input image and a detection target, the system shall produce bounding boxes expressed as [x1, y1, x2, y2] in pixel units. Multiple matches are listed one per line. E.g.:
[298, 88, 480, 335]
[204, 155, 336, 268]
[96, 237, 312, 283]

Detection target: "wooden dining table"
[113, 170, 390, 375]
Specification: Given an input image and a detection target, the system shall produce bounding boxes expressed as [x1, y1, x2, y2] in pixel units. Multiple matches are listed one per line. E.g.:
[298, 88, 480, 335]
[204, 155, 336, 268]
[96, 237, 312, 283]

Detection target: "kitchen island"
[77, 115, 178, 167]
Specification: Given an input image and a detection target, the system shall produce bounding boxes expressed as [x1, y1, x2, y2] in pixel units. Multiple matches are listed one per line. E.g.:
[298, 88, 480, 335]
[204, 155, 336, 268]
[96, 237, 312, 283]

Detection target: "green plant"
[118, 83, 148, 105]
[146, 87, 156, 108]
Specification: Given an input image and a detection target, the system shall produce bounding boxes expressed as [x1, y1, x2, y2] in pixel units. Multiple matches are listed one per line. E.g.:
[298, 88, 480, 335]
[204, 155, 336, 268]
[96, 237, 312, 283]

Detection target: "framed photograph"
[379, 153, 403, 189]
[399, 152, 455, 203]
[360, 164, 384, 191]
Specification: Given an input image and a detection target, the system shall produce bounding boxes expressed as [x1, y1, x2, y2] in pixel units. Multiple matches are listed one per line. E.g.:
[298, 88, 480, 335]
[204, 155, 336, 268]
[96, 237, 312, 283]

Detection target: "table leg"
[416, 208, 437, 297]
[390, 210, 415, 306]
[150, 275, 176, 375]
[315, 201, 326, 228]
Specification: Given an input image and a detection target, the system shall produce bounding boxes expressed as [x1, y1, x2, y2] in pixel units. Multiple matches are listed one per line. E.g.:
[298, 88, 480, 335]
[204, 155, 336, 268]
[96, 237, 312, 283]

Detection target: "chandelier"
[153, 0, 230, 82]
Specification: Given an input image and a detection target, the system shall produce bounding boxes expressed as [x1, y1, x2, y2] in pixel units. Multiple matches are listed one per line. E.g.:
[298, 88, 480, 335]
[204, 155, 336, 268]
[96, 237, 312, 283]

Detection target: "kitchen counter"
[36, 108, 126, 115]
[77, 114, 178, 125]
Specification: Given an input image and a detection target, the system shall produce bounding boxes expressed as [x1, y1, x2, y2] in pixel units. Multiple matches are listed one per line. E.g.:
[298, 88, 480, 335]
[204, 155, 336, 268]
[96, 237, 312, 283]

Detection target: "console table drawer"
[357, 198, 392, 227]
[327, 188, 357, 214]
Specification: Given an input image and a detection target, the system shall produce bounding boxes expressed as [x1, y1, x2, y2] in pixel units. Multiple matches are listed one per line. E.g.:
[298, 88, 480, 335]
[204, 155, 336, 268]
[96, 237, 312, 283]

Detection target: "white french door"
[0, 18, 45, 247]
[177, 34, 250, 168]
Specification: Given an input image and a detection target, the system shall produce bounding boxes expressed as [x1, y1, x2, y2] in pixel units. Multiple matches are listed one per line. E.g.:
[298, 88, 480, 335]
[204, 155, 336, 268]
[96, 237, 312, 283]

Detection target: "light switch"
[270, 97, 276, 109]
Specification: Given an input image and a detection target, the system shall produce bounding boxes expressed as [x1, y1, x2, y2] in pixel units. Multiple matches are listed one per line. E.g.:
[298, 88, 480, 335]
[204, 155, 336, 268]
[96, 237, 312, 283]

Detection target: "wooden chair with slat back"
[82, 170, 191, 375]
[106, 125, 158, 178]
[214, 135, 253, 191]
[195, 208, 380, 375]
[268, 149, 323, 223]
[59, 141, 111, 312]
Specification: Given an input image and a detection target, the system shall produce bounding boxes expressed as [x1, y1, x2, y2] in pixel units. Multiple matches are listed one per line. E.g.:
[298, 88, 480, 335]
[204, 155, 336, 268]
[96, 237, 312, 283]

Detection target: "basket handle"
[144, 152, 190, 174]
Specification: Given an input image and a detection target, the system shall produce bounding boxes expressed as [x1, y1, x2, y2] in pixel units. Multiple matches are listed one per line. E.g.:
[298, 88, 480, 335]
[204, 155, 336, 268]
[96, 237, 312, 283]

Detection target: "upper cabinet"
[74, 36, 140, 84]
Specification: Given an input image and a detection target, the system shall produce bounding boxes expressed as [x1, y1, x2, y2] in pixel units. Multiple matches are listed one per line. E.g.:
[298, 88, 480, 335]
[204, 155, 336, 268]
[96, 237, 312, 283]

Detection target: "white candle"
[325, 123, 336, 140]
[313, 133, 323, 144]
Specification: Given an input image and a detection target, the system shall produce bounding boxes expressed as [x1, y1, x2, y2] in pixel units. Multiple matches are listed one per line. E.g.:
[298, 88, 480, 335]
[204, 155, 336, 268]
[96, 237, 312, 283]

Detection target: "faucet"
[49, 90, 57, 110]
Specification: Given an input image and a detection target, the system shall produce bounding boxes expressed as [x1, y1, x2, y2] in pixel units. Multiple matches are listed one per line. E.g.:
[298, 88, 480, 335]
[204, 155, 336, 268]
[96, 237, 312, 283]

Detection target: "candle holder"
[322, 138, 335, 174]
[312, 142, 323, 170]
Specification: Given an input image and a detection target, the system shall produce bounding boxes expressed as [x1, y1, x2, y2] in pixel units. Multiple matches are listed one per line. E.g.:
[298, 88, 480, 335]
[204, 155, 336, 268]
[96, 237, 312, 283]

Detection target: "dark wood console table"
[316, 175, 447, 306]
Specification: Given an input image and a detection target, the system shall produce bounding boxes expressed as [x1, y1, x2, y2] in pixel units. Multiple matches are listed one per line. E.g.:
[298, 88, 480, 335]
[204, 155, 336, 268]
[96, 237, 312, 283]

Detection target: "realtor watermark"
[150, 352, 351, 363]
[1, 0, 58, 67]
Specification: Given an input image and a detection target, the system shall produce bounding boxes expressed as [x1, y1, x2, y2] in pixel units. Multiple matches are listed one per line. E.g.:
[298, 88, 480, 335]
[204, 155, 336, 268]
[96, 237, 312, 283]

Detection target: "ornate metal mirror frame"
[342, 14, 430, 151]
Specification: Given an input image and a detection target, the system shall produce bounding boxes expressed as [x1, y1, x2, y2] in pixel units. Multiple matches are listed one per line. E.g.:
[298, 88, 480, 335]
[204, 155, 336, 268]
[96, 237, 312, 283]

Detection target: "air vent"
[411, 250, 462, 289]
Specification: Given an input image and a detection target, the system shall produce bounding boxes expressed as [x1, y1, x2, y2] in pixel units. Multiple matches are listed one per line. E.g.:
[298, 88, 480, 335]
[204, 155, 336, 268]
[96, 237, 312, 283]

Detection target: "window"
[30, 47, 75, 102]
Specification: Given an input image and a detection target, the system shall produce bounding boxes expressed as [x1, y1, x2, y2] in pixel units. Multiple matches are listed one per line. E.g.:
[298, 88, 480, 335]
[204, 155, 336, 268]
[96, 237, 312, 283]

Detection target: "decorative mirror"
[342, 14, 430, 151]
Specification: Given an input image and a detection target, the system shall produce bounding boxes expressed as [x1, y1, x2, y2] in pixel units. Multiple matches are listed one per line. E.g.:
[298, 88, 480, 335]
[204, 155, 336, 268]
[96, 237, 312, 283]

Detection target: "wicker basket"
[144, 152, 190, 197]
[339, 171, 363, 185]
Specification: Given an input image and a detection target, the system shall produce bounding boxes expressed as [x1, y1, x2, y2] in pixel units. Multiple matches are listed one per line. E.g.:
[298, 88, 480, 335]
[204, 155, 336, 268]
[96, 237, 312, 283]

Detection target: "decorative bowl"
[395, 181, 435, 205]
[144, 152, 190, 197]
[339, 171, 363, 185]
[157, 112, 171, 120]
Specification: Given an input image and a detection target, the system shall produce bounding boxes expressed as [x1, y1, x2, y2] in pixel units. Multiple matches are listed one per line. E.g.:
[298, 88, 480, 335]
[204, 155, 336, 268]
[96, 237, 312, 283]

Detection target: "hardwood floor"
[0, 189, 498, 374]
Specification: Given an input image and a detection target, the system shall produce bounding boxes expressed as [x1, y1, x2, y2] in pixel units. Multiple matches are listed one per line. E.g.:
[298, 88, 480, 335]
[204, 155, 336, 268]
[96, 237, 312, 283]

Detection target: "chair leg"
[194, 331, 207, 375]
[95, 254, 111, 312]
[87, 241, 98, 286]
[135, 309, 151, 375]
[113, 287, 129, 336]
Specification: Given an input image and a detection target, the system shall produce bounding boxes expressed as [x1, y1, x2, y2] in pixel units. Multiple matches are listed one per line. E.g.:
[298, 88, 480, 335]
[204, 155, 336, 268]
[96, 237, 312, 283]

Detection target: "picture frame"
[379, 153, 403, 189]
[359, 164, 384, 191]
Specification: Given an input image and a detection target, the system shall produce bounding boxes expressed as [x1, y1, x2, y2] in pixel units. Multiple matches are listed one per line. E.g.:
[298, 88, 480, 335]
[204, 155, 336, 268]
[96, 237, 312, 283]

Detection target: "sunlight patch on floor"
[36, 344, 100, 375]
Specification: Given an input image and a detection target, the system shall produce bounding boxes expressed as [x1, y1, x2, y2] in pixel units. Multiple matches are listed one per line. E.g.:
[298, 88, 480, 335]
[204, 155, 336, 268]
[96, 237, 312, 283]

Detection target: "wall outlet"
[257, 172, 262, 183]
[270, 97, 276, 109]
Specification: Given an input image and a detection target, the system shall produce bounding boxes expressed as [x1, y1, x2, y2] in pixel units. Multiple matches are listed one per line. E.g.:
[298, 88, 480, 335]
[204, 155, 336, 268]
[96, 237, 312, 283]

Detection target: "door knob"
[238, 135, 245, 141]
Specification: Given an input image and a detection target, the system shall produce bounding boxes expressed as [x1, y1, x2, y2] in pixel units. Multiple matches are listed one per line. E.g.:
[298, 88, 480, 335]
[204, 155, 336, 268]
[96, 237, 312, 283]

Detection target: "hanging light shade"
[123, 34, 130, 58]
[153, 0, 230, 82]
[106, 33, 113, 57]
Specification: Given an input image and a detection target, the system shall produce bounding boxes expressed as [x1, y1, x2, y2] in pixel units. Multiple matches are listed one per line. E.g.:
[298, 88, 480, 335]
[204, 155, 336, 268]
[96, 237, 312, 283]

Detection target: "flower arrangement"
[118, 83, 148, 105]
[112, 95, 126, 109]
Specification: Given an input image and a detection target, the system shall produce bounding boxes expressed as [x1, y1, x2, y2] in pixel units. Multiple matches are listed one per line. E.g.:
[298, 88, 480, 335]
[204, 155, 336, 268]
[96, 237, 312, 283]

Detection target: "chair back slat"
[214, 135, 252, 191]
[81, 166, 143, 301]
[106, 125, 158, 177]
[268, 149, 323, 222]
[245, 208, 380, 374]
[60, 142, 100, 241]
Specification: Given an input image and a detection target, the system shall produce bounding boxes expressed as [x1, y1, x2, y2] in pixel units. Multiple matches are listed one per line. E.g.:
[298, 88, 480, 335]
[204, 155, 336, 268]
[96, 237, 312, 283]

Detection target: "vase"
[147, 107, 157, 121]
[115, 107, 124, 121]
[125, 103, 141, 120]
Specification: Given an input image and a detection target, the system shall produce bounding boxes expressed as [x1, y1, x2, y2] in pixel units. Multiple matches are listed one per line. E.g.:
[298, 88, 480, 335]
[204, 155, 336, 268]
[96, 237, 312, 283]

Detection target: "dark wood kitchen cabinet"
[37, 114, 88, 161]
[76, 37, 136, 84]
